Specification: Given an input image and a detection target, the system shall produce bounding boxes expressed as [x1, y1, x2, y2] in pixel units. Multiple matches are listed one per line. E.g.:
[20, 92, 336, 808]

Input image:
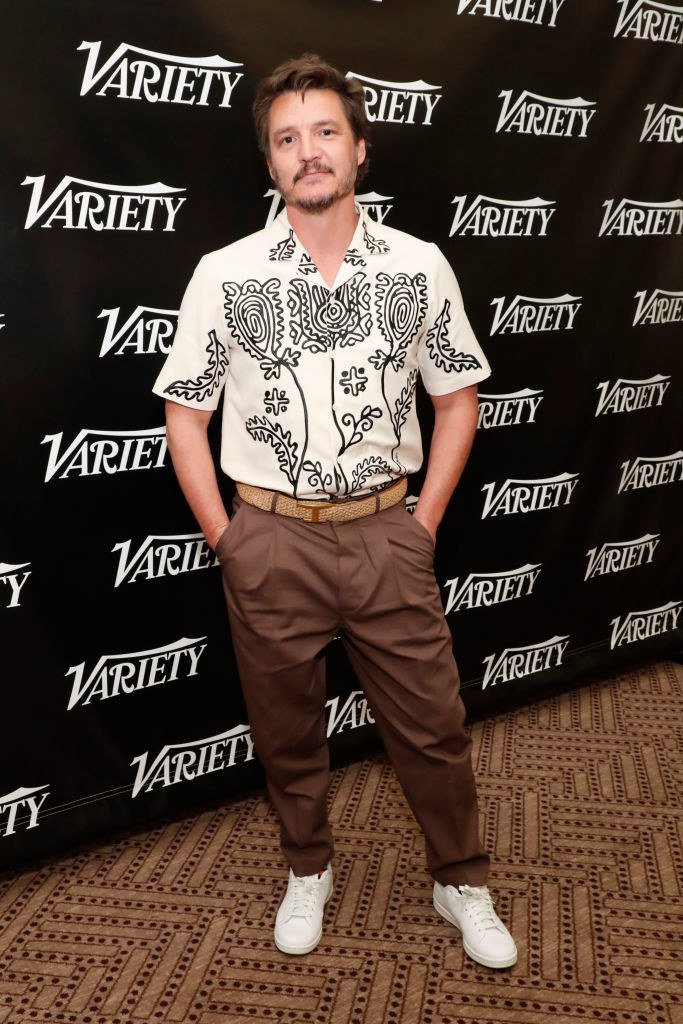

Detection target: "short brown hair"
[253, 53, 370, 184]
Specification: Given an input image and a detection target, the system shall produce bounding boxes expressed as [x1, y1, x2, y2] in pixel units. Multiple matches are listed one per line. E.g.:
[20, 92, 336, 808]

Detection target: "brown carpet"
[1, 661, 681, 1024]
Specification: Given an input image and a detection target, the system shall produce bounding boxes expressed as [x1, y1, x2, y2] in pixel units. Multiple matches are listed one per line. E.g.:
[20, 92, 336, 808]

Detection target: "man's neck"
[285, 192, 359, 286]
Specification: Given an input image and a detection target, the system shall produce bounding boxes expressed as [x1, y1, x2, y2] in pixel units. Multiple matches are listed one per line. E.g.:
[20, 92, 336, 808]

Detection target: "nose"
[298, 130, 322, 163]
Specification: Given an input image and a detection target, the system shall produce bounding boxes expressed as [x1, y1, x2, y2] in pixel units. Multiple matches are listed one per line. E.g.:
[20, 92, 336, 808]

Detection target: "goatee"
[273, 162, 357, 214]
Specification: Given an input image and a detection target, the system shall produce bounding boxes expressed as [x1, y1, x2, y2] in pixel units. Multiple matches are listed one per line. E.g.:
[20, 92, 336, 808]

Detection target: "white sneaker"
[274, 866, 333, 955]
[433, 882, 517, 969]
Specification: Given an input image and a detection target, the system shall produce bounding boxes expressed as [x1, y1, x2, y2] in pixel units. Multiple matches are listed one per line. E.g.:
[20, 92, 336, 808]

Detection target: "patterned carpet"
[0, 660, 681, 1024]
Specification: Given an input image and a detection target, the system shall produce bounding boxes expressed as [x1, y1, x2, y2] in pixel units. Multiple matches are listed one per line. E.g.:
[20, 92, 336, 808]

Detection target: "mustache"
[293, 161, 333, 183]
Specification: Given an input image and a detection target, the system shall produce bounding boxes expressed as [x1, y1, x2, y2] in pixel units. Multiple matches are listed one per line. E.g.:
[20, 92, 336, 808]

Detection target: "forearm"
[165, 401, 230, 549]
[413, 385, 479, 538]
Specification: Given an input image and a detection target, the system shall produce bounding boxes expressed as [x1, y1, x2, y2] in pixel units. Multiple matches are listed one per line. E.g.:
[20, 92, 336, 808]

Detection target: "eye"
[320, 128, 335, 137]
[279, 135, 294, 146]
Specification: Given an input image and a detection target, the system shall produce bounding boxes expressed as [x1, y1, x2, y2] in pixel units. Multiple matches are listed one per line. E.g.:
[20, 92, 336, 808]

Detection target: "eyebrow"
[272, 119, 344, 137]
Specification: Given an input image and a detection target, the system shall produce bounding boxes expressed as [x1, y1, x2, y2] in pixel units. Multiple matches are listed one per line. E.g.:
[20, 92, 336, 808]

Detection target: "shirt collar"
[270, 201, 391, 270]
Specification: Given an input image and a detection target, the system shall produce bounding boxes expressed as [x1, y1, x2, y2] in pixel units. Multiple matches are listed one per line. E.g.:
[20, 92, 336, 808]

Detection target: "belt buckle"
[294, 500, 322, 523]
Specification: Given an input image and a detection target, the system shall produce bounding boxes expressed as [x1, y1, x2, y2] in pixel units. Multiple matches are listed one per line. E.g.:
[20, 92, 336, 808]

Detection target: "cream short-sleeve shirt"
[153, 205, 491, 501]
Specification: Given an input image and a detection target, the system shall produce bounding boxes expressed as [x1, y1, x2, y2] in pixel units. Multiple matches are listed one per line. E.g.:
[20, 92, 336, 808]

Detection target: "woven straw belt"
[236, 477, 407, 523]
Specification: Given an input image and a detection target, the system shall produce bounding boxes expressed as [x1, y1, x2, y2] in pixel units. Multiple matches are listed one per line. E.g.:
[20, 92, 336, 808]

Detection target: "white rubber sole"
[274, 885, 333, 955]
[433, 893, 518, 969]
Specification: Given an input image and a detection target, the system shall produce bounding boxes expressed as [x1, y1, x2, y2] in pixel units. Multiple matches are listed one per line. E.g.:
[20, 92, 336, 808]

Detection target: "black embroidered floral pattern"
[340, 405, 382, 449]
[223, 278, 298, 381]
[224, 278, 309, 494]
[351, 456, 394, 490]
[368, 347, 393, 371]
[339, 366, 368, 396]
[375, 272, 429, 360]
[425, 299, 482, 373]
[264, 388, 290, 415]
[245, 417, 299, 489]
[371, 273, 428, 472]
[288, 273, 372, 352]
[297, 254, 317, 275]
[363, 222, 389, 254]
[164, 329, 228, 402]
[344, 248, 367, 267]
[269, 228, 296, 261]
[392, 369, 418, 435]
[302, 459, 335, 496]
[390, 369, 418, 468]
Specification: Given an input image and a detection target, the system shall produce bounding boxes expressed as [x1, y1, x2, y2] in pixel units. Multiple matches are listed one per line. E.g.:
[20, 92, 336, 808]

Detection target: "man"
[153, 54, 517, 969]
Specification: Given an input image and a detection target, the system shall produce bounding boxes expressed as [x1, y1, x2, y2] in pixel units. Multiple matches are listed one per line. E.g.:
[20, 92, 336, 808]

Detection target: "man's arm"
[412, 383, 479, 542]
[165, 400, 230, 550]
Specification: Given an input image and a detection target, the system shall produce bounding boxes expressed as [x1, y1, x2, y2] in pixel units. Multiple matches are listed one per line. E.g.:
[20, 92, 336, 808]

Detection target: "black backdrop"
[1, 0, 681, 868]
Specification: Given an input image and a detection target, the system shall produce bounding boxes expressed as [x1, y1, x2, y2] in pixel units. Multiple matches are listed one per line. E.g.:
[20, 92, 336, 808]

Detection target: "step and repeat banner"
[1, 0, 681, 867]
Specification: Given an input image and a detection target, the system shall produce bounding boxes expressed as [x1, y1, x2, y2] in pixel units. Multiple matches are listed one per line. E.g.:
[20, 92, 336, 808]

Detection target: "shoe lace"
[289, 876, 320, 918]
[458, 885, 500, 931]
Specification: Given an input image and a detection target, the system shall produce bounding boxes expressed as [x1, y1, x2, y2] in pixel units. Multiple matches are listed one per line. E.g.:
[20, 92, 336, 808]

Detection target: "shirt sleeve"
[417, 244, 491, 396]
[152, 255, 229, 411]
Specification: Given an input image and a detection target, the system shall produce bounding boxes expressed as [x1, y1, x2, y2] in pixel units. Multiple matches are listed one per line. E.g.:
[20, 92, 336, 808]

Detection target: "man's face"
[267, 89, 366, 214]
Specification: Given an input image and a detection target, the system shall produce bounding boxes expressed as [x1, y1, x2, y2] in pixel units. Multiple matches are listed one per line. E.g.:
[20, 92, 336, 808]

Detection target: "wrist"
[412, 506, 440, 541]
[413, 501, 441, 530]
[207, 520, 230, 550]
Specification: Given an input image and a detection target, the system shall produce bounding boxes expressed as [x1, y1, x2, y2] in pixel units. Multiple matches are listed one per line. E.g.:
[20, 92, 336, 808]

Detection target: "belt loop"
[375, 493, 380, 513]
[270, 491, 279, 513]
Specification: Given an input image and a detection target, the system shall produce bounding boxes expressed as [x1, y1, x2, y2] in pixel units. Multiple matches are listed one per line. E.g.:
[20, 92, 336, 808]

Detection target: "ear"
[356, 138, 366, 167]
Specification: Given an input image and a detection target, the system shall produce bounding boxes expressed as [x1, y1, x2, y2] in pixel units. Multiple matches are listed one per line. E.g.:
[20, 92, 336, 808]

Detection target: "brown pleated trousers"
[217, 493, 490, 887]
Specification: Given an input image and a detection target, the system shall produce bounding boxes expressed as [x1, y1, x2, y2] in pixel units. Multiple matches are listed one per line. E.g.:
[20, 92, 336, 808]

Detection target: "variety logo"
[0, 785, 50, 838]
[264, 188, 284, 226]
[641, 102, 683, 141]
[129, 684, 374, 794]
[610, 600, 682, 649]
[356, 191, 394, 223]
[264, 188, 394, 227]
[131, 724, 255, 797]
[127, 684, 374, 794]
[456, 0, 567, 26]
[599, 198, 683, 236]
[444, 563, 541, 613]
[131, 688, 375, 797]
[1, 562, 31, 609]
[78, 41, 243, 106]
[496, 90, 596, 136]
[585, 533, 660, 580]
[633, 288, 683, 325]
[112, 533, 218, 587]
[66, 636, 208, 710]
[595, 374, 671, 415]
[490, 293, 581, 334]
[477, 388, 544, 429]
[346, 72, 442, 124]
[618, 451, 683, 492]
[22, 176, 186, 231]
[326, 690, 375, 736]
[481, 472, 579, 517]
[482, 634, 570, 690]
[450, 195, 555, 237]
[132, 684, 378, 794]
[614, 0, 683, 43]
[98, 306, 178, 357]
[42, 427, 167, 482]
